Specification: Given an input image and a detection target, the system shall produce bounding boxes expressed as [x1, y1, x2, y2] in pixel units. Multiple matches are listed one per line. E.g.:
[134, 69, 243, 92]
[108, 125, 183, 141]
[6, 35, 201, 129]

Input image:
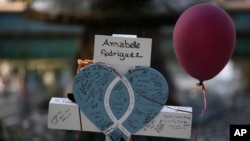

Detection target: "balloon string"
[193, 81, 206, 141]
[139, 81, 207, 141]
[168, 81, 207, 141]
[167, 81, 207, 115]
[197, 81, 207, 117]
[139, 82, 207, 115]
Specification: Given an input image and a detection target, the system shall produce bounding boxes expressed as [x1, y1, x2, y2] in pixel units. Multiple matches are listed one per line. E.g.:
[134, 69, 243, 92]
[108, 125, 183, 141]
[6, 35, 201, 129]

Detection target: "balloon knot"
[196, 81, 203, 87]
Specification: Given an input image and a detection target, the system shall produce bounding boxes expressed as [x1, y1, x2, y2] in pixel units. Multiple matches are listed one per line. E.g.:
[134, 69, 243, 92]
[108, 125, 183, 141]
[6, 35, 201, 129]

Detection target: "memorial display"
[48, 34, 192, 141]
[47, 3, 236, 141]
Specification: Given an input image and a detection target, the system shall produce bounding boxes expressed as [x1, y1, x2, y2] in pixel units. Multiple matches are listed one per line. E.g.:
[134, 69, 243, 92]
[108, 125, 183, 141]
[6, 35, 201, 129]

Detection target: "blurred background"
[0, 0, 250, 141]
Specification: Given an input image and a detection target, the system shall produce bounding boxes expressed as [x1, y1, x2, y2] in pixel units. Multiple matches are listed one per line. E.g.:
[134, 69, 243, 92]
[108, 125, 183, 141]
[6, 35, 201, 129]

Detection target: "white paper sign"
[93, 35, 152, 67]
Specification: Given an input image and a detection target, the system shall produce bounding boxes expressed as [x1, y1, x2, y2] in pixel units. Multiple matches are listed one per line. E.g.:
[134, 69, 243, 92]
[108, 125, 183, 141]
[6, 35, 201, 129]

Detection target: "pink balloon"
[173, 3, 236, 81]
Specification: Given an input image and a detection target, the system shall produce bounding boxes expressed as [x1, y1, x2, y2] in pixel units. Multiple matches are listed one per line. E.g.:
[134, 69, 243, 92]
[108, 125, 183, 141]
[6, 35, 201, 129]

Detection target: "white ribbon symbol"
[103, 76, 135, 138]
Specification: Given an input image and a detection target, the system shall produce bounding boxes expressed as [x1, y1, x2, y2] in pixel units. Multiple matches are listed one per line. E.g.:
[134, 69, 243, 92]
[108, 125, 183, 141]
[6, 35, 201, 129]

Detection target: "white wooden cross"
[47, 35, 192, 141]
[48, 97, 192, 141]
